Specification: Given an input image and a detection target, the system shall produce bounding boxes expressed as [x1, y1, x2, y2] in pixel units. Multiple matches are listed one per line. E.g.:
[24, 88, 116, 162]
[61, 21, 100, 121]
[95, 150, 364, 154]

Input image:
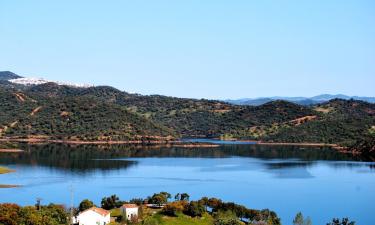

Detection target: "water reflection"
[0, 143, 372, 174]
[0, 144, 137, 173]
[264, 161, 315, 179]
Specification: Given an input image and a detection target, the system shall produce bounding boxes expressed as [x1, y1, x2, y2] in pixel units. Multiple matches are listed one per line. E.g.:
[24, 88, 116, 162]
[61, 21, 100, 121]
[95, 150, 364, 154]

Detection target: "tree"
[101, 195, 120, 210]
[160, 192, 172, 200]
[40, 204, 69, 225]
[293, 212, 304, 225]
[130, 198, 144, 205]
[180, 193, 190, 201]
[208, 198, 223, 211]
[199, 197, 209, 211]
[305, 217, 312, 225]
[185, 201, 206, 217]
[0, 203, 68, 225]
[265, 210, 281, 225]
[149, 193, 168, 206]
[79, 199, 94, 212]
[326, 218, 355, 225]
[148, 192, 172, 206]
[0, 203, 21, 225]
[162, 201, 188, 216]
[293, 212, 312, 225]
[174, 193, 180, 201]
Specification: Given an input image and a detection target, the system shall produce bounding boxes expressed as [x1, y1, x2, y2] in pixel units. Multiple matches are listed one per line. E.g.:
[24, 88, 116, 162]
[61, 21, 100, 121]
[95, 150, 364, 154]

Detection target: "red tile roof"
[122, 204, 138, 208]
[82, 207, 110, 216]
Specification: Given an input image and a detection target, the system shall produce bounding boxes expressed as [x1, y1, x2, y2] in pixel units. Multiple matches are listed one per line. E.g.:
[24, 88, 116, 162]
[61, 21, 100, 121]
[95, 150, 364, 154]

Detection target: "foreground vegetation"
[0, 191, 356, 225]
[0, 203, 68, 225]
[145, 212, 214, 225]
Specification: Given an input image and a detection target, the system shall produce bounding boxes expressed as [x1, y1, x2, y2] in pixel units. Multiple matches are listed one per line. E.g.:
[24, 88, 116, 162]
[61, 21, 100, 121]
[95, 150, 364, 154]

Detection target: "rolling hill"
[0, 71, 374, 150]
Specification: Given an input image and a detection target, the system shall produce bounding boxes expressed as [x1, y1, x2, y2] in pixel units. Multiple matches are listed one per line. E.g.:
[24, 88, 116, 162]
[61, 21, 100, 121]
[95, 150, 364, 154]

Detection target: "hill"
[0, 71, 22, 81]
[20, 82, 315, 138]
[0, 71, 374, 151]
[261, 99, 375, 146]
[0, 87, 174, 141]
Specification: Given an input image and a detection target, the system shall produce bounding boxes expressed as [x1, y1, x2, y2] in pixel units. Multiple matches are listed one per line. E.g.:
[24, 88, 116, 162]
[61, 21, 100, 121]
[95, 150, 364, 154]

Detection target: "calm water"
[1, 142, 374, 224]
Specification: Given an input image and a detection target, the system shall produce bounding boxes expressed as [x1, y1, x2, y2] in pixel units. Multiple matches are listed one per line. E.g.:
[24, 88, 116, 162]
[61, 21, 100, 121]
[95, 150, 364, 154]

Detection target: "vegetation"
[349, 134, 375, 158]
[293, 212, 312, 225]
[263, 100, 375, 147]
[148, 192, 172, 206]
[78, 199, 94, 212]
[143, 212, 214, 225]
[101, 194, 122, 210]
[0, 76, 374, 156]
[0, 203, 68, 225]
[0, 87, 174, 141]
[0, 192, 356, 225]
[326, 218, 355, 225]
[157, 195, 281, 225]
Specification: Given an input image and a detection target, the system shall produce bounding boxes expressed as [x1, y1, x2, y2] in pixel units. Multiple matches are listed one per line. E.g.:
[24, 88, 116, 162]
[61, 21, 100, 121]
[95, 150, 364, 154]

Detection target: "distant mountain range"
[2, 71, 373, 106]
[227, 94, 375, 106]
[0, 71, 374, 154]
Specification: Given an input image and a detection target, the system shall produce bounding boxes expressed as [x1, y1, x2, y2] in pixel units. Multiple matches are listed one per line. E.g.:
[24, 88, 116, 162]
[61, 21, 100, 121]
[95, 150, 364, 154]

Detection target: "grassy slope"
[149, 212, 214, 225]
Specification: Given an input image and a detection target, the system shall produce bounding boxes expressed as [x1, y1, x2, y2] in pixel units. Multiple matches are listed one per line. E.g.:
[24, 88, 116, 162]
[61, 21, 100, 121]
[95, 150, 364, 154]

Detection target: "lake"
[0, 141, 374, 224]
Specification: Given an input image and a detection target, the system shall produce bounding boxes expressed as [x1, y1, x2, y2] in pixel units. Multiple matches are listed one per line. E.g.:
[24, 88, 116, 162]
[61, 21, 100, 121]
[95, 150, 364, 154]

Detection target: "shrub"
[162, 201, 188, 216]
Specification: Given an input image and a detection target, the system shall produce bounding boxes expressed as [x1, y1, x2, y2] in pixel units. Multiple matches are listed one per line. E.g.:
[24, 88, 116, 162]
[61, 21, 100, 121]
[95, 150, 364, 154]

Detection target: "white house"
[120, 204, 139, 221]
[76, 207, 110, 225]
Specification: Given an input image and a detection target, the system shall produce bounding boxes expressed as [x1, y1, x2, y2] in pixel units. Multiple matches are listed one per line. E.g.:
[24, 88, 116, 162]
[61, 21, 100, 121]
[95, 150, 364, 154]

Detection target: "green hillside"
[261, 99, 375, 146]
[0, 87, 174, 141]
[0, 72, 374, 151]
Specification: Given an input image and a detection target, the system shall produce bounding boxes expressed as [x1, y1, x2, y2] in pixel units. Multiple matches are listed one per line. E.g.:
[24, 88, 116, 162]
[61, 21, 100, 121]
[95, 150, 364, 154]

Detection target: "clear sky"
[0, 0, 374, 99]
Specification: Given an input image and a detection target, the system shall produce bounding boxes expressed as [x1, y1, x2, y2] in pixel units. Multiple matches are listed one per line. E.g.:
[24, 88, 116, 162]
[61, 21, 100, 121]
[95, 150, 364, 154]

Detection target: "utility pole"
[70, 184, 74, 225]
[36, 197, 42, 211]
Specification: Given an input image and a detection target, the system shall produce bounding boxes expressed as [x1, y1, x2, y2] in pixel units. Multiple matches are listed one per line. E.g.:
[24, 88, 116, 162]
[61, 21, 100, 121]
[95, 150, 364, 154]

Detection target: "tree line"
[0, 192, 357, 225]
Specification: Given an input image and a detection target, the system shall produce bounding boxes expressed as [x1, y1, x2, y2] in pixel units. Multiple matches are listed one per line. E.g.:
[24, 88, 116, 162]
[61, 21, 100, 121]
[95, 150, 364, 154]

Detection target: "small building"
[76, 207, 110, 225]
[120, 204, 139, 221]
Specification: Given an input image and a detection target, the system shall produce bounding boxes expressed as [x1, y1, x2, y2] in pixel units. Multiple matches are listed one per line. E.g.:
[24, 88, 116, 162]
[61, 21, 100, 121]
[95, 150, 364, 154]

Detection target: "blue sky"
[0, 0, 374, 99]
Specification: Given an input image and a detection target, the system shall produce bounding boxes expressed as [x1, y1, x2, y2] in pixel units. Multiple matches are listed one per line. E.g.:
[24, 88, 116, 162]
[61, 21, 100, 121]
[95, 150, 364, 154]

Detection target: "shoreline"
[0, 184, 20, 188]
[255, 142, 338, 147]
[0, 138, 220, 148]
[0, 148, 24, 153]
[0, 166, 15, 174]
[0, 166, 19, 188]
[0, 137, 351, 152]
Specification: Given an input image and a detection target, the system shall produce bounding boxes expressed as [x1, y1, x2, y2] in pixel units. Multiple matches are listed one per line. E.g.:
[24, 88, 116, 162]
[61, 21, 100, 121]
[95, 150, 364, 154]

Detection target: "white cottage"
[76, 207, 110, 225]
[120, 204, 139, 221]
